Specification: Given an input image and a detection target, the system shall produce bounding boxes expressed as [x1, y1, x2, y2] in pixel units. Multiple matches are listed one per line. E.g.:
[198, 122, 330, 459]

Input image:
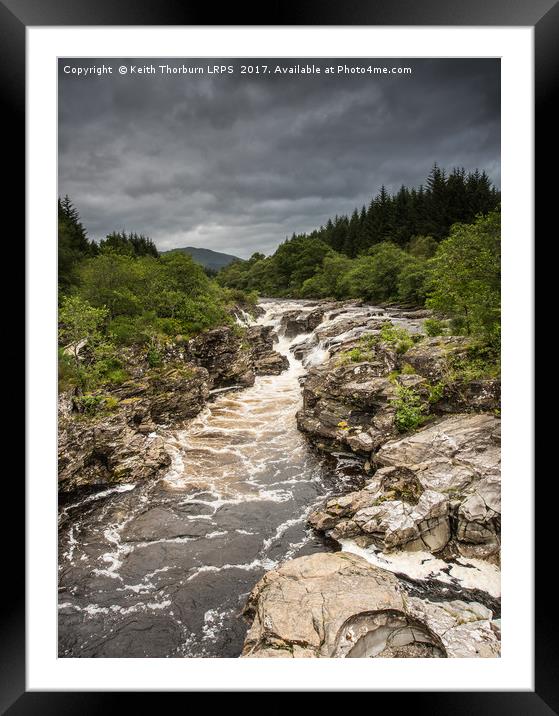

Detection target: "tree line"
[58, 196, 253, 393]
[217, 165, 500, 344]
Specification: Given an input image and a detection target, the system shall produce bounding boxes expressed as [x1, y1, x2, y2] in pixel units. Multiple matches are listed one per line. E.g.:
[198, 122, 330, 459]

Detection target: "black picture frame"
[6, 0, 550, 710]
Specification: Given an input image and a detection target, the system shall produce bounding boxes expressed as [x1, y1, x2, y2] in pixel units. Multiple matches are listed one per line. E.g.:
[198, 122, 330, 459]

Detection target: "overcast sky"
[58, 58, 500, 258]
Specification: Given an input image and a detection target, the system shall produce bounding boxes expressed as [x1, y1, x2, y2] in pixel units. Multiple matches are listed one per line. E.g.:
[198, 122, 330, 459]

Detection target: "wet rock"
[246, 325, 289, 375]
[435, 379, 501, 414]
[280, 306, 330, 337]
[456, 474, 501, 547]
[406, 597, 500, 658]
[189, 327, 255, 388]
[189, 324, 289, 385]
[296, 361, 400, 452]
[241, 552, 499, 658]
[309, 413, 500, 554]
[58, 417, 171, 493]
[242, 552, 406, 657]
[120, 507, 210, 542]
[312, 485, 451, 553]
[58, 363, 210, 492]
[116, 363, 210, 424]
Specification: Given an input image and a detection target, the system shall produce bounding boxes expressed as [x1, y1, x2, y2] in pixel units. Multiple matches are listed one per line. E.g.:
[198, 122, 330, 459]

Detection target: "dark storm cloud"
[58, 58, 500, 258]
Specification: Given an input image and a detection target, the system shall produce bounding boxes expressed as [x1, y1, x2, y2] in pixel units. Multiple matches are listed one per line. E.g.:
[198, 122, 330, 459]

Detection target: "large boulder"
[296, 359, 400, 452]
[280, 306, 331, 337]
[189, 327, 255, 387]
[58, 416, 171, 493]
[189, 324, 289, 385]
[308, 414, 501, 555]
[241, 552, 499, 658]
[375, 413, 501, 556]
[375, 413, 501, 494]
[403, 336, 472, 381]
[309, 466, 451, 553]
[246, 325, 289, 375]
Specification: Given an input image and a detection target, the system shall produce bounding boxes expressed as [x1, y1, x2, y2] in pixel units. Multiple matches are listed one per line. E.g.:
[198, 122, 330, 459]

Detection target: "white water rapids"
[58, 300, 368, 657]
[58, 299, 498, 658]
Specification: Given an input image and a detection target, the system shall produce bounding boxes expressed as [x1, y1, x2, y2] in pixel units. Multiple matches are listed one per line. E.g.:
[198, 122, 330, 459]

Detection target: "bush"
[147, 344, 162, 368]
[58, 349, 79, 392]
[392, 385, 426, 433]
[423, 318, 446, 336]
[379, 324, 415, 354]
[73, 393, 120, 416]
[339, 242, 409, 302]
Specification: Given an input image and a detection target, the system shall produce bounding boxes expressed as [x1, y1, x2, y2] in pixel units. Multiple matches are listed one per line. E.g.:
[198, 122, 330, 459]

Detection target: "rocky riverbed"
[58, 299, 500, 658]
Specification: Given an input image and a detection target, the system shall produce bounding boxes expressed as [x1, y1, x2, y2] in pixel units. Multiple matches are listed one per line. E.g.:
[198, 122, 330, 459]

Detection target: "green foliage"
[57, 201, 241, 394]
[88, 343, 129, 386]
[338, 242, 410, 302]
[146, 342, 162, 368]
[58, 295, 109, 377]
[378, 324, 415, 354]
[446, 343, 501, 382]
[58, 349, 80, 393]
[73, 393, 120, 416]
[300, 254, 353, 298]
[427, 381, 445, 404]
[397, 258, 430, 305]
[423, 318, 447, 336]
[392, 384, 426, 433]
[407, 235, 438, 259]
[77, 250, 231, 335]
[426, 209, 500, 342]
[99, 231, 158, 258]
[217, 166, 500, 301]
[58, 196, 97, 290]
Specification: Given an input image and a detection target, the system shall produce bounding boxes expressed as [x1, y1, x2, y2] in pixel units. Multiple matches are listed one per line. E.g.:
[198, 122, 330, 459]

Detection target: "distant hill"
[162, 246, 241, 271]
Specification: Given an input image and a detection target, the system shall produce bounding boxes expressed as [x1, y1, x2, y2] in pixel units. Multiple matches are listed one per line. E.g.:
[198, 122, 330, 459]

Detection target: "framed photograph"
[6, 0, 551, 708]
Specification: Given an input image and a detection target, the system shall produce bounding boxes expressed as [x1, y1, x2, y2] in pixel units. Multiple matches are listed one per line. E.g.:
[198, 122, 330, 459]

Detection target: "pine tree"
[58, 196, 96, 290]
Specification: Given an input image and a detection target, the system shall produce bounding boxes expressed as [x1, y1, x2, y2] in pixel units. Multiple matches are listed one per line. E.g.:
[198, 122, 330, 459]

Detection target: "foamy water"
[58, 300, 363, 657]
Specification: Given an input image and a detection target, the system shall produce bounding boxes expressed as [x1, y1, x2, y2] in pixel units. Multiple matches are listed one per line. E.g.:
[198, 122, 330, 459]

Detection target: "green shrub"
[147, 345, 162, 368]
[379, 324, 415, 354]
[446, 343, 500, 382]
[423, 318, 446, 337]
[73, 393, 104, 415]
[58, 349, 80, 392]
[73, 393, 120, 415]
[392, 385, 426, 433]
[427, 381, 445, 404]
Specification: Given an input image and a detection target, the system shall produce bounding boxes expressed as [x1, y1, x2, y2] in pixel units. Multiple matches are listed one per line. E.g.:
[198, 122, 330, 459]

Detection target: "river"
[58, 299, 383, 657]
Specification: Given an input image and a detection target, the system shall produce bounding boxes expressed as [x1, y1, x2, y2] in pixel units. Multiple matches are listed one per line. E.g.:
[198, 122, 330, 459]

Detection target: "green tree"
[426, 209, 500, 341]
[99, 231, 158, 258]
[58, 196, 96, 290]
[339, 242, 408, 302]
[397, 258, 430, 305]
[58, 296, 108, 385]
[300, 253, 353, 298]
[407, 234, 438, 259]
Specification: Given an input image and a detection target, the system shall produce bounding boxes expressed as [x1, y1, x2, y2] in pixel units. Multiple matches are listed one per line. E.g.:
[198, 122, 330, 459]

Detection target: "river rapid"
[58, 299, 388, 657]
